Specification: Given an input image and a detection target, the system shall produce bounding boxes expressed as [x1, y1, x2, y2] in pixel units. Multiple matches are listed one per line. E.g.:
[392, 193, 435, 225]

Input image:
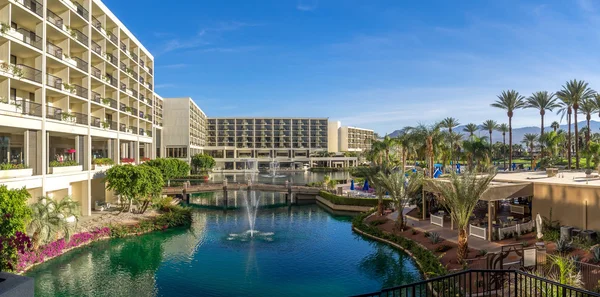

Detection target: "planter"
[92, 164, 112, 170]
[6, 29, 24, 41]
[546, 167, 559, 177]
[0, 168, 33, 179]
[65, 0, 77, 10]
[64, 57, 77, 67]
[49, 165, 83, 174]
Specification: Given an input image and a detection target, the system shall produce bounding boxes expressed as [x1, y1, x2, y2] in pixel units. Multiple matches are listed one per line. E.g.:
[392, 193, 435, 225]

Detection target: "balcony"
[106, 74, 117, 87]
[5, 64, 42, 83]
[71, 56, 88, 72]
[107, 120, 117, 131]
[91, 116, 100, 128]
[14, 0, 43, 17]
[13, 28, 42, 50]
[47, 9, 63, 28]
[69, 28, 88, 45]
[129, 88, 138, 98]
[46, 73, 62, 89]
[91, 66, 101, 79]
[107, 32, 118, 45]
[72, 84, 88, 98]
[120, 41, 127, 52]
[119, 61, 126, 72]
[46, 42, 63, 59]
[91, 91, 101, 104]
[130, 52, 138, 63]
[119, 103, 127, 112]
[129, 126, 137, 134]
[119, 83, 126, 92]
[91, 40, 102, 55]
[119, 124, 126, 132]
[131, 107, 138, 116]
[146, 130, 152, 137]
[72, 2, 89, 19]
[105, 53, 117, 66]
[91, 16, 101, 32]
[138, 128, 144, 136]
[14, 99, 42, 117]
[102, 97, 117, 109]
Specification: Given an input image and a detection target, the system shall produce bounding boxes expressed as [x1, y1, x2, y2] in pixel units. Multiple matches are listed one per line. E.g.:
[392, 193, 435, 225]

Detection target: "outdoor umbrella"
[350, 180, 355, 190]
[363, 179, 369, 191]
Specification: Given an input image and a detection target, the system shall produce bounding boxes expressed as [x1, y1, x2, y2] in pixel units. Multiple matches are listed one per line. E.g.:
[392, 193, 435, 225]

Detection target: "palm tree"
[551, 121, 560, 132]
[496, 123, 509, 168]
[522, 133, 539, 169]
[27, 196, 80, 250]
[557, 93, 574, 169]
[579, 97, 597, 147]
[411, 123, 442, 177]
[556, 79, 596, 169]
[428, 169, 496, 263]
[539, 131, 564, 160]
[463, 136, 490, 172]
[375, 170, 423, 230]
[491, 90, 526, 171]
[356, 163, 391, 216]
[526, 91, 560, 155]
[463, 123, 478, 138]
[481, 120, 498, 155]
[440, 117, 460, 168]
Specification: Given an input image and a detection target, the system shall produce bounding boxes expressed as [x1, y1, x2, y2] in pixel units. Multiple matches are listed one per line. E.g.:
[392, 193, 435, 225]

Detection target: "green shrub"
[153, 197, 173, 211]
[49, 160, 79, 167]
[0, 163, 26, 170]
[0, 186, 32, 271]
[92, 158, 114, 165]
[543, 229, 560, 242]
[319, 191, 392, 207]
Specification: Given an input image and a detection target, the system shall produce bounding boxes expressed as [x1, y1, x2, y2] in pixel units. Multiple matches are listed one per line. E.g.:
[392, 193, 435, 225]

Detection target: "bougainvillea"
[0, 231, 32, 271]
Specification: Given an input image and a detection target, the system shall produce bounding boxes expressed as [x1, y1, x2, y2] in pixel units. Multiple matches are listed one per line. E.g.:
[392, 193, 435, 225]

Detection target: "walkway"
[389, 207, 504, 253]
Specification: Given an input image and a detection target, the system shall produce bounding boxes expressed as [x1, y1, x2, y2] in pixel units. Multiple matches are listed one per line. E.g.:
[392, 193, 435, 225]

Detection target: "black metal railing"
[14, 100, 42, 117]
[131, 52, 138, 62]
[147, 83, 153, 90]
[47, 9, 63, 28]
[16, 28, 42, 50]
[147, 98, 153, 105]
[120, 41, 127, 51]
[131, 107, 138, 116]
[131, 70, 138, 81]
[46, 105, 62, 121]
[119, 124, 126, 132]
[139, 77, 145, 84]
[71, 28, 88, 45]
[71, 111, 88, 125]
[71, 56, 87, 72]
[16, 0, 43, 17]
[91, 40, 102, 55]
[139, 111, 144, 118]
[120, 61, 127, 72]
[73, 2, 89, 20]
[105, 53, 117, 65]
[146, 130, 152, 137]
[92, 16, 101, 31]
[140, 60, 145, 68]
[91, 66, 101, 79]
[129, 89, 138, 98]
[129, 126, 137, 134]
[91, 91, 101, 104]
[107, 120, 117, 131]
[107, 32, 117, 45]
[46, 41, 62, 59]
[148, 67, 153, 75]
[120, 83, 126, 92]
[13, 64, 42, 83]
[91, 116, 101, 128]
[46, 73, 62, 89]
[352, 269, 600, 297]
[139, 94, 145, 102]
[139, 128, 144, 136]
[104, 98, 117, 109]
[119, 103, 127, 112]
[106, 74, 117, 87]
[72, 84, 88, 98]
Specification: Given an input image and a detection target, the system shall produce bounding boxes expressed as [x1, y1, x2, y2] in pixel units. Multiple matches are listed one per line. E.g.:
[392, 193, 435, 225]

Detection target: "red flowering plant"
[120, 158, 135, 163]
[0, 231, 32, 271]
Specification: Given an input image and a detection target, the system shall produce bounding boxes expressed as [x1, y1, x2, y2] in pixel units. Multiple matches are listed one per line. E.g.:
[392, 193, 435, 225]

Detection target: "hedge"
[352, 211, 448, 278]
[318, 191, 392, 207]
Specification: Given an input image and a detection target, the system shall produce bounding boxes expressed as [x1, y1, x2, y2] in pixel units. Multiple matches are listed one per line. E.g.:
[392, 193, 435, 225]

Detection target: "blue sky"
[104, 0, 600, 135]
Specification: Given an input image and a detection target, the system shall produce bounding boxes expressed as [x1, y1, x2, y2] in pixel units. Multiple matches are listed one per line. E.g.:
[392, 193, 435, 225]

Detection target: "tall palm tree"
[463, 123, 478, 138]
[579, 97, 598, 147]
[496, 123, 509, 169]
[539, 131, 565, 160]
[526, 91, 560, 155]
[411, 123, 442, 177]
[481, 120, 498, 155]
[491, 90, 526, 171]
[428, 169, 496, 263]
[440, 117, 460, 168]
[556, 79, 596, 169]
[551, 121, 560, 132]
[27, 196, 80, 250]
[522, 133, 539, 169]
[375, 170, 423, 230]
[463, 136, 490, 172]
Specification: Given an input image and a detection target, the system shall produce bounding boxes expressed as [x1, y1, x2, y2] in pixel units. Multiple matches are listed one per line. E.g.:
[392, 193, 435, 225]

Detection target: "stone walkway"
[389, 206, 504, 253]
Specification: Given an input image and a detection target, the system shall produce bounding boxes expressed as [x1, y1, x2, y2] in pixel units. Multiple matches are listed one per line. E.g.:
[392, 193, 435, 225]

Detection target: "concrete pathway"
[389, 207, 503, 253]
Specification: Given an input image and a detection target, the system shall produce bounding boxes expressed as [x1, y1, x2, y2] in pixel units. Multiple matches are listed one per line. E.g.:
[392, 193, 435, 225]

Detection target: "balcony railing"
[146, 130, 152, 137]
[148, 67, 153, 75]
[46, 105, 62, 121]
[105, 53, 117, 66]
[120, 61, 127, 72]
[15, 0, 43, 17]
[119, 104, 127, 112]
[131, 107, 138, 116]
[131, 52, 138, 62]
[46, 42, 62, 59]
[46, 73, 62, 89]
[16, 28, 42, 50]
[13, 64, 42, 83]
[92, 16, 101, 31]
[103, 98, 117, 109]
[139, 128, 144, 136]
[91, 91, 101, 104]
[71, 56, 88, 72]
[91, 116, 101, 128]
[120, 83, 126, 92]
[91, 66, 101, 79]
[47, 9, 63, 28]
[72, 84, 88, 98]
[72, 112, 88, 125]
[14, 99, 42, 117]
[107, 120, 117, 131]
[129, 126, 137, 134]
[107, 32, 118, 45]
[139, 77, 145, 84]
[73, 2, 89, 20]
[129, 88, 138, 98]
[106, 74, 117, 87]
[146, 98, 153, 105]
[120, 41, 126, 51]
[71, 28, 88, 45]
[119, 124, 126, 132]
[91, 40, 102, 55]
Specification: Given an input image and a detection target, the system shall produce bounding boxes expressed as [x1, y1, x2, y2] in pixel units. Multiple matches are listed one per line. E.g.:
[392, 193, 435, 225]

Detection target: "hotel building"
[339, 126, 375, 152]
[162, 97, 207, 164]
[0, 0, 159, 215]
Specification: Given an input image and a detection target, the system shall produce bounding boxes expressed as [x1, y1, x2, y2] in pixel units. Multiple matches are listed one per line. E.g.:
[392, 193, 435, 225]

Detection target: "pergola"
[422, 178, 533, 241]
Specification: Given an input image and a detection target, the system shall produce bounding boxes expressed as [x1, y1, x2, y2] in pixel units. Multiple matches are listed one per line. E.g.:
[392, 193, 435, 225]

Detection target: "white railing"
[498, 225, 518, 240]
[469, 224, 487, 240]
[430, 214, 444, 227]
[510, 204, 525, 215]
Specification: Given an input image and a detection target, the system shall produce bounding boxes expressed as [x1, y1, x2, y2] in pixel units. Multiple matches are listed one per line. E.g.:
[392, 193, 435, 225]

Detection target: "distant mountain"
[386, 120, 600, 143]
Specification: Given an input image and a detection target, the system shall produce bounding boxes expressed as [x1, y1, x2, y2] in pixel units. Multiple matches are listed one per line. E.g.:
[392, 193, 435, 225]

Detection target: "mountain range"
[386, 120, 600, 144]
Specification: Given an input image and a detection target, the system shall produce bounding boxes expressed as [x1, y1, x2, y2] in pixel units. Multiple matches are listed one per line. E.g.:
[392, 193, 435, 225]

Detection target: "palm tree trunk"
[457, 228, 468, 263]
[540, 113, 545, 156]
[503, 132, 506, 170]
[567, 110, 572, 169]
[575, 109, 579, 169]
[509, 116, 513, 171]
[587, 115, 591, 146]
[489, 131, 493, 155]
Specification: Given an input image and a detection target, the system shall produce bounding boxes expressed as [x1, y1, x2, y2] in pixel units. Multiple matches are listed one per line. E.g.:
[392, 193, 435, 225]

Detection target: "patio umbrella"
[363, 179, 369, 191]
[350, 180, 355, 190]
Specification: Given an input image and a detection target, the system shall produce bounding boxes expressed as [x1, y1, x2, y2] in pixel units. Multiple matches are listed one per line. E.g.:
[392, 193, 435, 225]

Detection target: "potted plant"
[48, 160, 82, 174]
[101, 121, 110, 129]
[61, 112, 76, 122]
[101, 98, 111, 106]
[92, 158, 114, 170]
[0, 163, 33, 179]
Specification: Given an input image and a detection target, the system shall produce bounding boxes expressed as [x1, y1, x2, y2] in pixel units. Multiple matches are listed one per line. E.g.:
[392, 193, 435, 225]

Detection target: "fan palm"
[551, 121, 560, 132]
[522, 133, 539, 169]
[526, 91, 560, 155]
[355, 163, 392, 216]
[462, 136, 490, 172]
[539, 131, 564, 160]
[496, 123, 509, 168]
[440, 117, 460, 166]
[481, 120, 498, 155]
[491, 90, 526, 171]
[579, 97, 598, 147]
[556, 79, 596, 169]
[27, 196, 80, 250]
[410, 123, 443, 177]
[463, 123, 478, 138]
[428, 169, 496, 263]
[375, 170, 423, 230]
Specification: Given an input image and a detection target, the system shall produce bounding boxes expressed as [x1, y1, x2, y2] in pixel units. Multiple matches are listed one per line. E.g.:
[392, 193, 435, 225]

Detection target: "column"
[132, 142, 139, 164]
[488, 202, 493, 242]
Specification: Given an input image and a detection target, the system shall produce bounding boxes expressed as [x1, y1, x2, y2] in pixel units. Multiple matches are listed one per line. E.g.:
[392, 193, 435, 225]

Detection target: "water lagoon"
[27, 201, 421, 297]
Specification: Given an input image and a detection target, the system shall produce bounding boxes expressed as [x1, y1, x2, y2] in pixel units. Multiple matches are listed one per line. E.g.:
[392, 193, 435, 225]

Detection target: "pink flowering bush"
[16, 227, 110, 271]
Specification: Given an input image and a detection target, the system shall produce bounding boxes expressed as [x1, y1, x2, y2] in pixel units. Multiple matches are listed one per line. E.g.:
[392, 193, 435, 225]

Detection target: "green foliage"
[49, 160, 79, 167]
[319, 190, 392, 207]
[555, 238, 573, 254]
[353, 211, 447, 277]
[0, 163, 26, 170]
[543, 229, 560, 242]
[368, 218, 388, 226]
[591, 246, 600, 264]
[429, 232, 442, 244]
[105, 165, 164, 213]
[92, 158, 114, 165]
[0, 185, 32, 240]
[435, 244, 451, 253]
[190, 154, 215, 173]
[109, 205, 192, 238]
[142, 158, 190, 181]
[27, 196, 79, 249]
[152, 197, 173, 211]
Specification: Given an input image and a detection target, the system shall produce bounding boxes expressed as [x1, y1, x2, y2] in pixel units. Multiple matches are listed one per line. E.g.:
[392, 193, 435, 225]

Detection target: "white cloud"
[297, 0, 317, 11]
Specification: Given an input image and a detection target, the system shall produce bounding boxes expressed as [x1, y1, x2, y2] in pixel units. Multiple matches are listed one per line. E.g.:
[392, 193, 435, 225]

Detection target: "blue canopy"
[350, 180, 355, 190]
[457, 163, 461, 174]
[363, 180, 369, 191]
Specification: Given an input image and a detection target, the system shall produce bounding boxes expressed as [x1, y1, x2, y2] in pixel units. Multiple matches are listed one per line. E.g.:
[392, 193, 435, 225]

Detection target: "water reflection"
[210, 171, 350, 185]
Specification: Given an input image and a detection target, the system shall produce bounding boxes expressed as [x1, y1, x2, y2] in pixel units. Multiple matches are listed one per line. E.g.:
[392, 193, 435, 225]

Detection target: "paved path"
[389, 207, 503, 253]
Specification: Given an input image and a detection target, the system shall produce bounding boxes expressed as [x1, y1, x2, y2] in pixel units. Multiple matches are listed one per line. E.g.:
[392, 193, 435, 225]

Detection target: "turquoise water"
[26, 204, 421, 297]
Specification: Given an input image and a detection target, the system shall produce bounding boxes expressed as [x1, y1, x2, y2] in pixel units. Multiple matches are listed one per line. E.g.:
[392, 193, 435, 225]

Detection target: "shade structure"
[350, 180, 355, 190]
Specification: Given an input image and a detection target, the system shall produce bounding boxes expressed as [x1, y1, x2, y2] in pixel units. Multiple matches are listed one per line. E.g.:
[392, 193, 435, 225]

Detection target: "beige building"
[0, 0, 160, 216]
[339, 126, 375, 152]
[162, 97, 207, 163]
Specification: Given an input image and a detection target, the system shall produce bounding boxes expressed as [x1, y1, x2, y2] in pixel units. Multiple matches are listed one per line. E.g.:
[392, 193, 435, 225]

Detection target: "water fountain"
[261, 157, 286, 178]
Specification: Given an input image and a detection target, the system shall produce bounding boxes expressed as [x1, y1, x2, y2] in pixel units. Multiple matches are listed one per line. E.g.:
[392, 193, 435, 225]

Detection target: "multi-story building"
[0, 0, 159, 216]
[339, 126, 375, 152]
[163, 97, 207, 163]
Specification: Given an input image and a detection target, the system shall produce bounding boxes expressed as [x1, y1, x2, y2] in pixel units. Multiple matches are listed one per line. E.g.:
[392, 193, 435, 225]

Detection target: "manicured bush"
[49, 160, 79, 167]
[92, 158, 114, 165]
[352, 211, 447, 277]
[0, 163, 26, 170]
[0, 186, 32, 271]
[319, 190, 392, 207]
[142, 158, 190, 181]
